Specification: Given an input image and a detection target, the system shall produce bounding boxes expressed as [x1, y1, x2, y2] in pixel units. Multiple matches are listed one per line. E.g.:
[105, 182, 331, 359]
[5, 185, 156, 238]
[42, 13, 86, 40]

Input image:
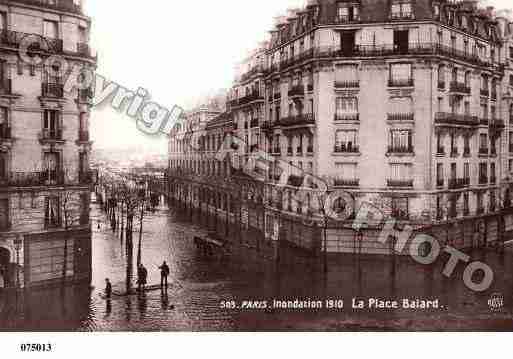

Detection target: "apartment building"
[0, 0, 96, 287]
[170, 0, 513, 254]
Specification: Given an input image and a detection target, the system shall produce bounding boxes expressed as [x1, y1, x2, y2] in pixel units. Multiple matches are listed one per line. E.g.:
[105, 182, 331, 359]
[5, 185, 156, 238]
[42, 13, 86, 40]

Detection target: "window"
[438, 97, 443, 112]
[335, 97, 358, 119]
[389, 63, 412, 86]
[43, 20, 58, 39]
[464, 71, 471, 87]
[389, 97, 413, 115]
[393, 30, 409, 54]
[389, 130, 413, 151]
[464, 163, 470, 180]
[479, 133, 488, 149]
[335, 64, 358, 86]
[335, 130, 358, 152]
[0, 152, 7, 180]
[45, 196, 61, 228]
[390, 163, 412, 181]
[337, 3, 360, 22]
[391, 1, 413, 19]
[0, 12, 6, 30]
[438, 65, 445, 86]
[335, 162, 357, 180]
[479, 162, 488, 181]
[391, 197, 409, 219]
[436, 163, 444, 185]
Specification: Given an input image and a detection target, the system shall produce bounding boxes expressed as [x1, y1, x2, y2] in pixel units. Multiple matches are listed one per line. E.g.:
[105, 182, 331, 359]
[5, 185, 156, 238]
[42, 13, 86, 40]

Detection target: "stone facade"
[169, 0, 513, 254]
[0, 0, 96, 287]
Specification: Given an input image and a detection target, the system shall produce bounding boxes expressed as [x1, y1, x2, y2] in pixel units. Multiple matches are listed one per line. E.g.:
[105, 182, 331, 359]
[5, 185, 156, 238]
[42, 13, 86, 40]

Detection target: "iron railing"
[333, 179, 359, 187]
[434, 112, 479, 126]
[277, 113, 315, 127]
[448, 178, 470, 189]
[387, 113, 414, 122]
[40, 128, 63, 141]
[334, 144, 359, 153]
[387, 179, 414, 187]
[335, 113, 359, 122]
[0, 171, 65, 187]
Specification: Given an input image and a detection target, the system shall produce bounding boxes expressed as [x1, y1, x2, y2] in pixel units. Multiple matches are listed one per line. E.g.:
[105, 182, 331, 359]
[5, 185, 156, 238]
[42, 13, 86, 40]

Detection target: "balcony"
[490, 119, 505, 132]
[288, 85, 305, 98]
[387, 146, 414, 155]
[387, 179, 414, 188]
[0, 171, 65, 188]
[237, 91, 264, 106]
[39, 129, 64, 144]
[480, 89, 490, 97]
[0, 29, 64, 53]
[334, 179, 360, 187]
[388, 78, 414, 87]
[333, 15, 361, 24]
[0, 124, 11, 141]
[76, 42, 94, 58]
[387, 113, 414, 122]
[448, 178, 470, 190]
[335, 81, 359, 89]
[449, 82, 471, 95]
[436, 179, 444, 188]
[335, 113, 359, 122]
[276, 113, 315, 128]
[437, 146, 445, 156]
[334, 144, 359, 154]
[434, 113, 479, 127]
[42, 83, 64, 98]
[480, 118, 489, 126]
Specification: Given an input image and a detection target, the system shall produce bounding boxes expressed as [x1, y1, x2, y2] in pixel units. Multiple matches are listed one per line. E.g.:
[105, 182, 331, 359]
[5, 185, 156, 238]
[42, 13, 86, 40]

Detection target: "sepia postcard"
[1, 0, 513, 354]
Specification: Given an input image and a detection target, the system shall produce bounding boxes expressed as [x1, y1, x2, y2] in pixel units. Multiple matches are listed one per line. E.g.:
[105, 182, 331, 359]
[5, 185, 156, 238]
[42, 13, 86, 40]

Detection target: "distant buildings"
[0, 0, 96, 287]
[170, 0, 513, 254]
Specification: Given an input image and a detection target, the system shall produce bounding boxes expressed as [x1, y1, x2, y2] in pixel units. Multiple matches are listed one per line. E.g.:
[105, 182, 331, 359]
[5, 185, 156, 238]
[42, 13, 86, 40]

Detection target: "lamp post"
[14, 235, 22, 289]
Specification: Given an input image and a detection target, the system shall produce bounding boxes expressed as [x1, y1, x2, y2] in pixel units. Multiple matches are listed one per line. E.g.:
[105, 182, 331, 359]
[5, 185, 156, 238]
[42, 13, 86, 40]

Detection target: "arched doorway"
[0, 247, 10, 289]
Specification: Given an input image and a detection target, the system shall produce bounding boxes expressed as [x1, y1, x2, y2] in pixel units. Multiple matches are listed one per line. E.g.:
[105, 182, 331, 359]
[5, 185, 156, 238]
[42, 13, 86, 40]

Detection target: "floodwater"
[1, 198, 513, 331]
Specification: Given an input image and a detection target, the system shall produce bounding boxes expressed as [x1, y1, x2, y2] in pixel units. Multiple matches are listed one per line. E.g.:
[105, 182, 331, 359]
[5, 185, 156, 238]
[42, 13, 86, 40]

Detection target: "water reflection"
[1, 202, 513, 331]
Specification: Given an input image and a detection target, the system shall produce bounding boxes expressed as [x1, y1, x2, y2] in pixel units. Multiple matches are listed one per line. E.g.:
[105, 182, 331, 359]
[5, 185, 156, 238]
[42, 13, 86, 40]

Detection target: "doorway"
[394, 30, 409, 54]
[341, 31, 355, 56]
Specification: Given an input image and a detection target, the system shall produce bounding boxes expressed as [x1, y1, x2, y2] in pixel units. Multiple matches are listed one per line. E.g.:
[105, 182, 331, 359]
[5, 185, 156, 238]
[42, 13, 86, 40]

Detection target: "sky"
[86, 0, 511, 152]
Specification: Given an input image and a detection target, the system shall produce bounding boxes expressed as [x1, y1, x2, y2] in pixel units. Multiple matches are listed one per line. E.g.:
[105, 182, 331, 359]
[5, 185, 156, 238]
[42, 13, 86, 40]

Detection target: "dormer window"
[391, 1, 413, 20]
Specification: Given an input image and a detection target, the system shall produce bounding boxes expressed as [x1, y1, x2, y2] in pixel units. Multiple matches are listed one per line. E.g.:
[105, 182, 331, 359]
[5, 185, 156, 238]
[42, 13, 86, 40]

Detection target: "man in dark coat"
[158, 261, 170, 288]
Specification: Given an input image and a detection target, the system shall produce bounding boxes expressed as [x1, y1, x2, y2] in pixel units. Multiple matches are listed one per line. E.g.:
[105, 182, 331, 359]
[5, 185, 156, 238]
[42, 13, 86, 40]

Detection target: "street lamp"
[14, 235, 22, 288]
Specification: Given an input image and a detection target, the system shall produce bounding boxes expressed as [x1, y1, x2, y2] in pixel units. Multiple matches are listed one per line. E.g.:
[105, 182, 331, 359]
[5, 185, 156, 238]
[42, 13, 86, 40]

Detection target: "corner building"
[170, 0, 513, 255]
[0, 0, 96, 287]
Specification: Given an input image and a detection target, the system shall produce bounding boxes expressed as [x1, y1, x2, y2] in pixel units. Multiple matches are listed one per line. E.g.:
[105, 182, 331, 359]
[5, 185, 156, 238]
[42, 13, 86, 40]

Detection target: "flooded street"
[2, 198, 513, 331]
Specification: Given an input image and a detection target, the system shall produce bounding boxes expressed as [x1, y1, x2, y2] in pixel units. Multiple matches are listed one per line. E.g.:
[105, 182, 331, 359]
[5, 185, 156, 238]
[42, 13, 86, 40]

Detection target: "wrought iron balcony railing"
[448, 178, 470, 190]
[479, 176, 488, 185]
[478, 148, 489, 155]
[387, 146, 414, 154]
[434, 112, 479, 127]
[390, 11, 414, 20]
[387, 179, 414, 187]
[388, 78, 414, 87]
[387, 113, 414, 122]
[334, 144, 359, 153]
[334, 179, 360, 187]
[335, 113, 359, 122]
[480, 89, 489, 97]
[11, 0, 82, 14]
[39, 128, 64, 141]
[42, 83, 64, 98]
[449, 81, 471, 94]
[276, 113, 315, 127]
[335, 80, 359, 89]
[0, 171, 65, 188]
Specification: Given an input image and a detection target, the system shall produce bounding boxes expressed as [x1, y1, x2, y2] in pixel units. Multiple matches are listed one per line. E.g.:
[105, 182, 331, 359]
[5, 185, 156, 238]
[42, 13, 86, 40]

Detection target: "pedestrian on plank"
[158, 261, 170, 288]
[105, 278, 112, 299]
